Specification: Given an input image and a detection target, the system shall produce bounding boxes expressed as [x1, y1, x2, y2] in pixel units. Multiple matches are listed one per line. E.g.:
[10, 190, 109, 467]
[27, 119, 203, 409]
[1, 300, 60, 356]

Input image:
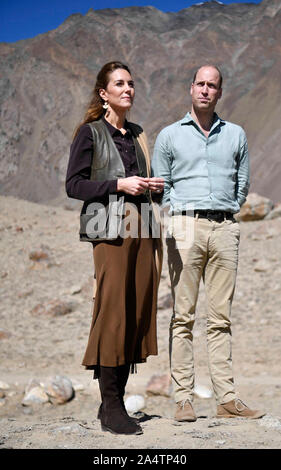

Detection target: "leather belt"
[171, 209, 234, 222]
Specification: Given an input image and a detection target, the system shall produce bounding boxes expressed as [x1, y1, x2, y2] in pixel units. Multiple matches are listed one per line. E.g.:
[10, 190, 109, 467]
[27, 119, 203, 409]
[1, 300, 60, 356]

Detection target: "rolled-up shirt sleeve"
[65, 124, 117, 202]
[236, 130, 250, 207]
[151, 129, 173, 207]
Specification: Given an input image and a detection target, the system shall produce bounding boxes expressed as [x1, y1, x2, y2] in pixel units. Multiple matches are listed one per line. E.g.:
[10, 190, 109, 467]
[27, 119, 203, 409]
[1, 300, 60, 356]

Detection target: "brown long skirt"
[82, 213, 158, 369]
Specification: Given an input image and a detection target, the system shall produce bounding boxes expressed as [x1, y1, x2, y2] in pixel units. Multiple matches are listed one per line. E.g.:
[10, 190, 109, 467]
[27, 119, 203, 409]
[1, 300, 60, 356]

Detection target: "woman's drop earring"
[103, 101, 108, 110]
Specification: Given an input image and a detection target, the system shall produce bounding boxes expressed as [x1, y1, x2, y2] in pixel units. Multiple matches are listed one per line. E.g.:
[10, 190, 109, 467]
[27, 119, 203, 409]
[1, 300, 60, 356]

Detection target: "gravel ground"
[0, 195, 281, 454]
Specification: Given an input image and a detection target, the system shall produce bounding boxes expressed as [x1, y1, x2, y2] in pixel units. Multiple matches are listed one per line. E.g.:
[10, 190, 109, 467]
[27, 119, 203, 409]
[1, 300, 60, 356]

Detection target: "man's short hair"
[192, 65, 223, 89]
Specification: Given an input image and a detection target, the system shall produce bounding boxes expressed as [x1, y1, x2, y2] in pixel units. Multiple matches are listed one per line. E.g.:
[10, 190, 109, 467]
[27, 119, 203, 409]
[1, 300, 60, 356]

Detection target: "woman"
[66, 61, 164, 435]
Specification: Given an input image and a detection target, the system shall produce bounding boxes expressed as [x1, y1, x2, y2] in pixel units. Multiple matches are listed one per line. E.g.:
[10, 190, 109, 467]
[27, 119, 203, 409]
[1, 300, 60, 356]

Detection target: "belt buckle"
[206, 210, 215, 220]
[207, 210, 222, 222]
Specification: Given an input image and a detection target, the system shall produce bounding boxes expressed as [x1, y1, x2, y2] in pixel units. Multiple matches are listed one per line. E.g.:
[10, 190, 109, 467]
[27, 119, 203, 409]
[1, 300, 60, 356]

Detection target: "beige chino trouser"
[167, 214, 240, 405]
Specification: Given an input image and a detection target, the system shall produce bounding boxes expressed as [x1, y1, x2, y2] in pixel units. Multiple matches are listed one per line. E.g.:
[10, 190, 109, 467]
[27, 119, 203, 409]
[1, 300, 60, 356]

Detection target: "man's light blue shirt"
[151, 112, 250, 214]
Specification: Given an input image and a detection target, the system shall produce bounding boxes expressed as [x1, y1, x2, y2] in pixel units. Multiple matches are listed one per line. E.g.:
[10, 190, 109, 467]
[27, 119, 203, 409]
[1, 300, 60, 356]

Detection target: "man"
[152, 65, 264, 421]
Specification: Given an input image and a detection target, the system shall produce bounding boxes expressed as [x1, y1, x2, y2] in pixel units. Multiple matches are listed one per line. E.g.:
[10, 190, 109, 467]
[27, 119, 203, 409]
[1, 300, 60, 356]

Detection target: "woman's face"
[99, 68, 135, 113]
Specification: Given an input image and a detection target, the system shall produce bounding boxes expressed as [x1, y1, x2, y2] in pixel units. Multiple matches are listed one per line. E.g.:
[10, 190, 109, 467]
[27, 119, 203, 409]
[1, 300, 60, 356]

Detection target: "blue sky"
[1, 0, 262, 43]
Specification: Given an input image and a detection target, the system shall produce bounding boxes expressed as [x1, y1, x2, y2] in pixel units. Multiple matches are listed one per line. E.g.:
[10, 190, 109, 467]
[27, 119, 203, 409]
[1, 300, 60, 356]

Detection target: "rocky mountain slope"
[0, 0, 280, 205]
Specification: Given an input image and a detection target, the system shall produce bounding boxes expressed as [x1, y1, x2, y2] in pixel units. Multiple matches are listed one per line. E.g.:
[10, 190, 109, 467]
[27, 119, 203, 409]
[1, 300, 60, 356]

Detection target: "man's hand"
[147, 177, 164, 193]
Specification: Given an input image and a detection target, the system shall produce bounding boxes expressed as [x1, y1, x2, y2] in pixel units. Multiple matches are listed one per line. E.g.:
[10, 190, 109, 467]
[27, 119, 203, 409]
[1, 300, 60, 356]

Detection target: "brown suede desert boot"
[175, 400, 197, 422]
[217, 399, 265, 419]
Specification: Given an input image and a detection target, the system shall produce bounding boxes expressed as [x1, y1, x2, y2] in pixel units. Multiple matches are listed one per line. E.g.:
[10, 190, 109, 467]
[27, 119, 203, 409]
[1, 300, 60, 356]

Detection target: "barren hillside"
[0, 0, 280, 204]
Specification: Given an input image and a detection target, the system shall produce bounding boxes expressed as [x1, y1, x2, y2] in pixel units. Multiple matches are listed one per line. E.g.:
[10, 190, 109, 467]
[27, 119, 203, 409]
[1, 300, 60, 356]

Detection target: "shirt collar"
[102, 116, 131, 137]
[180, 111, 225, 131]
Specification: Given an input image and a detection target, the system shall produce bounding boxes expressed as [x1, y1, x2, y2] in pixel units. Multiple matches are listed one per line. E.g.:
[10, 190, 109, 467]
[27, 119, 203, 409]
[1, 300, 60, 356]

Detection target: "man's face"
[190, 66, 222, 113]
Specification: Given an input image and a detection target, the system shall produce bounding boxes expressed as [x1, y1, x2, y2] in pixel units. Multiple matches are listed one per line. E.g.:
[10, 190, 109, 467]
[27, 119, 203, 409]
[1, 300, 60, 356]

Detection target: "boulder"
[22, 386, 49, 406]
[31, 299, 76, 317]
[124, 395, 145, 414]
[29, 250, 49, 261]
[146, 373, 172, 397]
[22, 379, 49, 406]
[254, 261, 271, 272]
[194, 384, 213, 399]
[43, 375, 75, 404]
[238, 193, 274, 221]
[0, 381, 10, 390]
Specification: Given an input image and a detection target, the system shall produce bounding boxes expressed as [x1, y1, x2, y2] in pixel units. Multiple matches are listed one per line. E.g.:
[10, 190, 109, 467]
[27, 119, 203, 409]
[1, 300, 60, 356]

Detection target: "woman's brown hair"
[73, 61, 131, 140]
